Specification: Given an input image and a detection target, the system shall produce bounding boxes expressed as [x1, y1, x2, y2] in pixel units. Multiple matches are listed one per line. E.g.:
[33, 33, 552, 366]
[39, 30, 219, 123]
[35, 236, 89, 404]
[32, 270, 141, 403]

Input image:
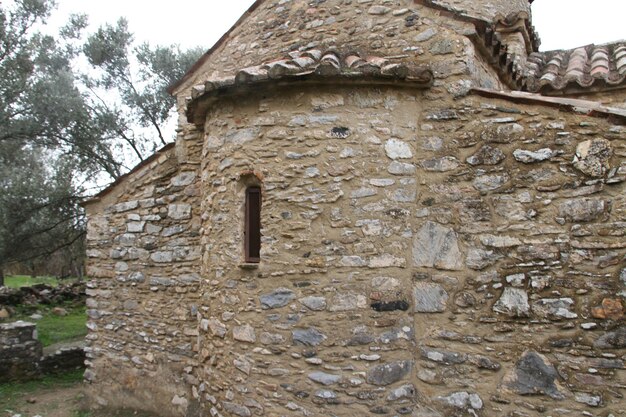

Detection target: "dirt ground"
[1, 384, 85, 417]
[0, 382, 156, 417]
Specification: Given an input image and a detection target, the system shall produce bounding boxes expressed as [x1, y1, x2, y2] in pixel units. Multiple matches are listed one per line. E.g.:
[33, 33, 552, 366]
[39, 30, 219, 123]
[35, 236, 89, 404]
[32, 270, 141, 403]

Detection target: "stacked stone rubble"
[0, 321, 42, 382]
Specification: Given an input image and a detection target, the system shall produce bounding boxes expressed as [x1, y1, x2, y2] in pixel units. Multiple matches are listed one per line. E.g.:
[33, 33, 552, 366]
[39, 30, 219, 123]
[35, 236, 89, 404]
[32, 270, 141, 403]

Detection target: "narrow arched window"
[245, 186, 262, 263]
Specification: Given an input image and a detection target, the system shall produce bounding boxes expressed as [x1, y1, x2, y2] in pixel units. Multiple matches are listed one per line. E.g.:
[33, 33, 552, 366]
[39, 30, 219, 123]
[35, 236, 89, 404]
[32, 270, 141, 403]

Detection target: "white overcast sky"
[46, 0, 625, 53]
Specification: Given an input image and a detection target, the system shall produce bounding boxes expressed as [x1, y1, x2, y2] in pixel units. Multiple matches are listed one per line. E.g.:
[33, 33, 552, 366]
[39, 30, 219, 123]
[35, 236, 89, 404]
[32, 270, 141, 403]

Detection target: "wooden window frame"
[244, 186, 262, 263]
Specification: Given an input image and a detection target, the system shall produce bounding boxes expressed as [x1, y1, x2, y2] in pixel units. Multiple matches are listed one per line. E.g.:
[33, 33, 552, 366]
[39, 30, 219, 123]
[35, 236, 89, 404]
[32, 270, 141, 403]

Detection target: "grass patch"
[1, 303, 87, 347]
[36, 305, 87, 347]
[0, 369, 84, 409]
[4, 275, 79, 288]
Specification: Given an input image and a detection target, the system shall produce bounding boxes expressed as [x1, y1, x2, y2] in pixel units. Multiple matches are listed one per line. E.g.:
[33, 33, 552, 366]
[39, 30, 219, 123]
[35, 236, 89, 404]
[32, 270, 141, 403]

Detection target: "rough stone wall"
[82, 1, 626, 416]
[83, 142, 205, 414]
[0, 321, 42, 382]
[192, 84, 626, 417]
[173, 0, 504, 99]
[427, 0, 531, 21]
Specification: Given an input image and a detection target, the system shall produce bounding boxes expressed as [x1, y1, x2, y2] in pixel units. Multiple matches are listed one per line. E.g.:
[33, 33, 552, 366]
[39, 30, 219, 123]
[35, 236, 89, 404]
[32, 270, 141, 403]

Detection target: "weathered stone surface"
[388, 161, 416, 175]
[533, 298, 578, 320]
[481, 123, 524, 143]
[513, 148, 554, 163]
[558, 199, 606, 222]
[575, 392, 602, 407]
[479, 234, 522, 248]
[171, 172, 196, 187]
[351, 187, 377, 199]
[366, 361, 412, 386]
[167, 204, 191, 220]
[328, 293, 367, 311]
[368, 5, 390, 15]
[413, 283, 449, 313]
[415, 28, 437, 42]
[308, 371, 341, 386]
[435, 392, 483, 412]
[430, 39, 455, 55]
[223, 402, 251, 417]
[493, 288, 530, 317]
[0, 321, 43, 383]
[413, 222, 463, 270]
[292, 328, 326, 346]
[473, 173, 509, 192]
[259, 332, 285, 345]
[594, 326, 626, 349]
[368, 253, 405, 268]
[311, 94, 344, 109]
[314, 390, 337, 400]
[387, 384, 416, 401]
[112, 200, 138, 213]
[573, 138, 612, 177]
[260, 288, 296, 309]
[421, 136, 443, 151]
[466, 145, 505, 165]
[233, 325, 256, 343]
[299, 296, 327, 311]
[501, 350, 566, 399]
[505, 273, 525, 287]
[371, 276, 400, 291]
[421, 156, 460, 172]
[420, 347, 466, 364]
[468, 354, 501, 371]
[206, 318, 227, 338]
[592, 298, 625, 320]
[385, 139, 413, 159]
[465, 248, 501, 270]
[224, 127, 259, 145]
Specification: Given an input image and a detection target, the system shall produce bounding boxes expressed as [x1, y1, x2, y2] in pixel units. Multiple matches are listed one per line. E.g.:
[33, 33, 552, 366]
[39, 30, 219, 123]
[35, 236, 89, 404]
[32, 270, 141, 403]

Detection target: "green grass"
[1, 303, 87, 347]
[2, 275, 87, 346]
[36, 305, 87, 347]
[0, 369, 84, 409]
[4, 275, 79, 288]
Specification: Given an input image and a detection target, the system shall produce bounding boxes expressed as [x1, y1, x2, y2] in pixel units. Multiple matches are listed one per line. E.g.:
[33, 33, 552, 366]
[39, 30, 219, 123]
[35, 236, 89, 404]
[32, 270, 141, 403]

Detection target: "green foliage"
[83, 18, 204, 153]
[2, 302, 87, 346]
[0, 0, 91, 275]
[36, 304, 87, 346]
[0, 0, 203, 281]
[3, 275, 75, 288]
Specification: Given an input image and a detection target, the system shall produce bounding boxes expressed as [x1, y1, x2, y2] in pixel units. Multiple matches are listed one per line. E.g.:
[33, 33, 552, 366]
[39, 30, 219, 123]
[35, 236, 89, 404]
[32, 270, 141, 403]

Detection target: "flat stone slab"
[413, 221, 463, 270]
[501, 350, 567, 399]
[366, 360, 412, 386]
[413, 283, 449, 313]
[260, 288, 296, 309]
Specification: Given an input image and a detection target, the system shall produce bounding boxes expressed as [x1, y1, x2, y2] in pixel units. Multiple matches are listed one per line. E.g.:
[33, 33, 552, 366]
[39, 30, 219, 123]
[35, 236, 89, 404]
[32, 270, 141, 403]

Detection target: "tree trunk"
[0, 266, 4, 287]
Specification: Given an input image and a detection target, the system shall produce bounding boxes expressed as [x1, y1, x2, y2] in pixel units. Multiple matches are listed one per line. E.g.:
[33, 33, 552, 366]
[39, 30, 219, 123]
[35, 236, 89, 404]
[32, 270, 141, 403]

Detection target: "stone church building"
[83, 0, 626, 415]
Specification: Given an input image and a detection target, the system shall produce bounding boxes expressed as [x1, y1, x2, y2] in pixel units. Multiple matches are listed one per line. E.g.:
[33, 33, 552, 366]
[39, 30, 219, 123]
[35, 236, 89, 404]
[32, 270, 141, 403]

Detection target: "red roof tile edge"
[524, 42, 626, 94]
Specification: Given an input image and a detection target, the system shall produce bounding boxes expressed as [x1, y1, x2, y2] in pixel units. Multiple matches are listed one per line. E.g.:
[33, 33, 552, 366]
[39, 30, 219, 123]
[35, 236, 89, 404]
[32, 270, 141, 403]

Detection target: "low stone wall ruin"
[0, 321, 85, 384]
[0, 321, 42, 383]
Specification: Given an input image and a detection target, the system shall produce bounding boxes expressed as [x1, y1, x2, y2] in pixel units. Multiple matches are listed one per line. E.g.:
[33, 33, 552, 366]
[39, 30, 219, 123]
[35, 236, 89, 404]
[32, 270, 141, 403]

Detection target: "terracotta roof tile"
[468, 11, 541, 90]
[524, 42, 626, 93]
[185, 49, 433, 123]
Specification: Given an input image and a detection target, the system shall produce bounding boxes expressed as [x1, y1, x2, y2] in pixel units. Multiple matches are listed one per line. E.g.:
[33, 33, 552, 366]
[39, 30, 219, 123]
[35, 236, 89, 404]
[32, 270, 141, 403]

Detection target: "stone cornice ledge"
[184, 50, 433, 125]
[471, 88, 626, 124]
